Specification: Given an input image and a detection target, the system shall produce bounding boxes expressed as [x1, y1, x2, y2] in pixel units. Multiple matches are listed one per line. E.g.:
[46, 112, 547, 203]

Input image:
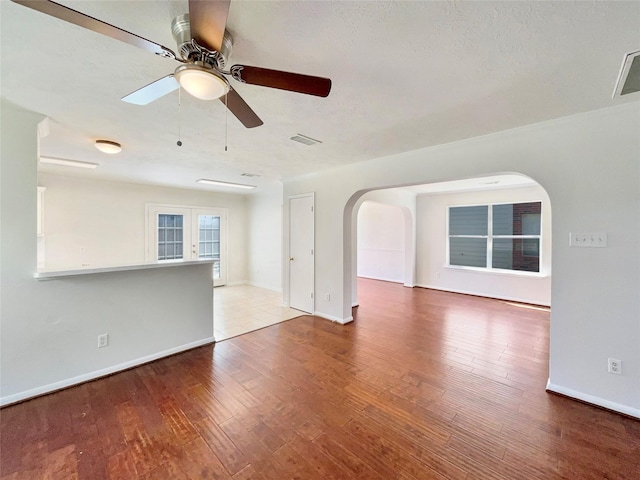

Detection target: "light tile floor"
[214, 284, 305, 341]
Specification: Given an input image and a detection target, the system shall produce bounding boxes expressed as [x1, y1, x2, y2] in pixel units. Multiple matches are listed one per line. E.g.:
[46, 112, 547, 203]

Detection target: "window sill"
[444, 265, 549, 278]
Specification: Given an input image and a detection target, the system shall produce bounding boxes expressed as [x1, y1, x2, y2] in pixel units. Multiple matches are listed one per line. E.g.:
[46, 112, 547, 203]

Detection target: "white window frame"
[446, 201, 543, 276]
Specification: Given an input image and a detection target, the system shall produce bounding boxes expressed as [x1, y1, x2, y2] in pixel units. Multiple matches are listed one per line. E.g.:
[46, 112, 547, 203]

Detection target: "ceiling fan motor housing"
[171, 13, 232, 69]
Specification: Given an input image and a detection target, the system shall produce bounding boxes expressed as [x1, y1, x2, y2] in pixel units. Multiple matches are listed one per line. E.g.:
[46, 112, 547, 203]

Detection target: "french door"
[146, 204, 228, 286]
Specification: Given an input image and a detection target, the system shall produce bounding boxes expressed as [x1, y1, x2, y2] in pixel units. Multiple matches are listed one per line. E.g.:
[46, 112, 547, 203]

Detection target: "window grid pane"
[450, 238, 488, 268]
[493, 202, 541, 236]
[157, 214, 184, 260]
[492, 238, 540, 272]
[449, 206, 488, 235]
[198, 215, 221, 260]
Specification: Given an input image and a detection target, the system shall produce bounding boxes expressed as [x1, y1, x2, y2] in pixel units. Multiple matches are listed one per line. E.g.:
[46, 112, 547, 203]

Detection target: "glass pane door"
[146, 206, 192, 262]
[193, 209, 227, 287]
[197, 215, 221, 279]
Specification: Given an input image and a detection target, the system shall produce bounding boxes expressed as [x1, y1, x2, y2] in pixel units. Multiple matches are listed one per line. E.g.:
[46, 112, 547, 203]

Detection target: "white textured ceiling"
[1, 1, 639, 193]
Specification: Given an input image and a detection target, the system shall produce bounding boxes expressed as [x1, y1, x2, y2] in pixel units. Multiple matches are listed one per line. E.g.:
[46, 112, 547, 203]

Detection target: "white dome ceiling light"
[94, 140, 122, 154]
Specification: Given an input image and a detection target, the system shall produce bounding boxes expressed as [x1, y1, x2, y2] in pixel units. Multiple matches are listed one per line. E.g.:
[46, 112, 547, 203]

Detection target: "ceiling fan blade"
[122, 75, 180, 105]
[11, 0, 178, 59]
[230, 65, 332, 97]
[189, 0, 230, 53]
[221, 88, 263, 128]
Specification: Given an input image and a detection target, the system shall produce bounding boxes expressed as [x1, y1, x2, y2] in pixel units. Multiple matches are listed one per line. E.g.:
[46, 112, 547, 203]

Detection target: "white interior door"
[289, 194, 314, 313]
[146, 204, 228, 286]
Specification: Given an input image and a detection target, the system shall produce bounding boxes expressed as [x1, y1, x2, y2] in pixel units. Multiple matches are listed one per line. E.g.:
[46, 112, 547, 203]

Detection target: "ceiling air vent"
[613, 50, 640, 97]
[290, 134, 322, 146]
[241, 173, 260, 177]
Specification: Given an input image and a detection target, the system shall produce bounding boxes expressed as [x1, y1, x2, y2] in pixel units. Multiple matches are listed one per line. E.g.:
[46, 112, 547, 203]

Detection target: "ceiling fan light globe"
[175, 64, 229, 100]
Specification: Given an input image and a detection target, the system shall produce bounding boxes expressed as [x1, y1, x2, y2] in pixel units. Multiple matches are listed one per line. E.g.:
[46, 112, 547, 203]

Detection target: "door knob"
[289, 257, 294, 261]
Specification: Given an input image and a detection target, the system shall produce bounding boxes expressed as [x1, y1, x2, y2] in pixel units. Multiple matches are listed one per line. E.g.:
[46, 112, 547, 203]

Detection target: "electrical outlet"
[325, 293, 331, 301]
[98, 334, 109, 348]
[608, 358, 622, 375]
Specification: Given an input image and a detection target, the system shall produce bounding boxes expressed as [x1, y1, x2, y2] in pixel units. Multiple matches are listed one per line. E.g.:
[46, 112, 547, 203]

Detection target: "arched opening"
[346, 173, 552, 316]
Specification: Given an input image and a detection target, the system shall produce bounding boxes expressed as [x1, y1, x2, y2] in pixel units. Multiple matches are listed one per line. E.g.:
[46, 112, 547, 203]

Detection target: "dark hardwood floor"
[1, 278, 638, 479]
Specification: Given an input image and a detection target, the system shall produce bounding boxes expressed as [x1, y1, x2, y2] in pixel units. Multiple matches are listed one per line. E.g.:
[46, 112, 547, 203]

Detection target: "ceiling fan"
[11, 0, 332, 128]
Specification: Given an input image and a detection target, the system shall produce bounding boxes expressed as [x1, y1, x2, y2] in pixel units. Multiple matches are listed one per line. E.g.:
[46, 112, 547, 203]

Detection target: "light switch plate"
[569, 232, 607, 247]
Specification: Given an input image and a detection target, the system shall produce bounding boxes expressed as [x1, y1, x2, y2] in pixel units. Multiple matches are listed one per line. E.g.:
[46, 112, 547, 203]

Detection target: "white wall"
[283, 103, 640, 417]
[1, 101, 215, 405]
[357, 201, 406, 283]
[38, 173, 249, 284]
[351, 188, 417, 305]
[415, 185, 552, 305]
[246, 188, 283, 291]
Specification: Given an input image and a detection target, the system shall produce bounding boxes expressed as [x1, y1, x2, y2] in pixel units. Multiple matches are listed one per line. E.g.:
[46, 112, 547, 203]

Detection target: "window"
[448, 201, 541, 273]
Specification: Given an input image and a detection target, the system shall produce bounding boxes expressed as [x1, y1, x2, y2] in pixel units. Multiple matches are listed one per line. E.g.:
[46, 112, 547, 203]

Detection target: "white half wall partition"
[0, 101, 215, 405]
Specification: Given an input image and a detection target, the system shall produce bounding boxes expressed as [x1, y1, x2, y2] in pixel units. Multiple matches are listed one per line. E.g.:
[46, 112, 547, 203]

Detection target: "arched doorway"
[346, 173, 552, 313]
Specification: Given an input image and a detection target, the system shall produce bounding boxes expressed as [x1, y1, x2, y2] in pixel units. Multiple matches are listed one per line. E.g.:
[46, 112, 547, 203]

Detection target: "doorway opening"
[348, 174, 552, 312]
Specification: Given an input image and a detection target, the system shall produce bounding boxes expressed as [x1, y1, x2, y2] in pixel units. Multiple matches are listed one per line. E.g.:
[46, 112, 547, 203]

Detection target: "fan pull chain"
[177, 86, 183, 147]
[224, 92, 228, 152]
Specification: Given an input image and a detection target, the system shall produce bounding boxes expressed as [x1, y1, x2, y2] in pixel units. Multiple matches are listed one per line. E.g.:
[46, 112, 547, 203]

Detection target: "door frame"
[288, 193, 315, 313]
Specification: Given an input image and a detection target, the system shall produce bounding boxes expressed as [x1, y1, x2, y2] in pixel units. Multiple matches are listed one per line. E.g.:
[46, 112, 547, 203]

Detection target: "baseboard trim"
[546, 380, 640, 419]
[314, 312, 354, 325]
[415, 283, 550, 307]
[0, 337, 215, 408]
